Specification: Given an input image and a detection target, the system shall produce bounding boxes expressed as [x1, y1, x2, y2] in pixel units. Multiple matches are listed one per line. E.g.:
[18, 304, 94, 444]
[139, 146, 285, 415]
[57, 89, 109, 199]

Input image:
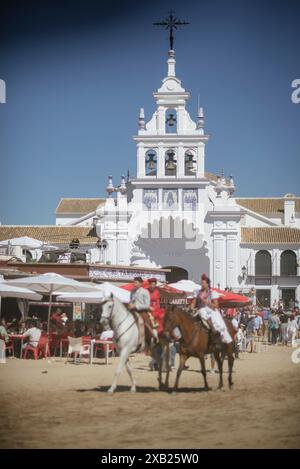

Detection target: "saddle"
[195, 316, 222, 349]
[131, 312, 145, 353]
[131, 311, 156, 354]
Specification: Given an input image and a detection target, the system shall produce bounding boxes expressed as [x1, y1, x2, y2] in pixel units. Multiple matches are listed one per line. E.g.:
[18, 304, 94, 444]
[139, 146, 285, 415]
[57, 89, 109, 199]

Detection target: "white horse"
[100, 296, 169, 393]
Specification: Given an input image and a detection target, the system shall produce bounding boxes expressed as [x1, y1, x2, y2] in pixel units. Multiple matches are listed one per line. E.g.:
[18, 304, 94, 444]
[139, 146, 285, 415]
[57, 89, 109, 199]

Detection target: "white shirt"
[23, 327, 41, 347]
[287, 319, 298, 332]
[231, 318, 239, 331]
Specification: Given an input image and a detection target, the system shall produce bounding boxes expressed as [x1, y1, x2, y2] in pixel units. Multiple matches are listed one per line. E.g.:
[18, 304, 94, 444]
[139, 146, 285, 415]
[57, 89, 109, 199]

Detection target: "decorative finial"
[106, 175, 114, 196]
[119, 175, 127, 194]
[167, 49, 176, 76]
[229, 175, 235, 196]
[221, 169, 226, 185]
[138, 107, 145, 130]
[153, 11, 189, 51]
[197, 106, 204, 129]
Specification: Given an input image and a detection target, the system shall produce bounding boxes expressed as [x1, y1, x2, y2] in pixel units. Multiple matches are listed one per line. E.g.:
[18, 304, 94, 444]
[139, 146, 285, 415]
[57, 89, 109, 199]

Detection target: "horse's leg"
[173, 353, 187, 395]
[214, 349, 224, 389]
[108, 347, 129, 393]
[199, 353, 210, 391]
[227, 345, 235, 389]
[157, 347, 163, 391]
[152, 343, 163, 390]
[164, 342, 170, 391]
[158, 341, 170, 391]
[125, 358, 136, 393]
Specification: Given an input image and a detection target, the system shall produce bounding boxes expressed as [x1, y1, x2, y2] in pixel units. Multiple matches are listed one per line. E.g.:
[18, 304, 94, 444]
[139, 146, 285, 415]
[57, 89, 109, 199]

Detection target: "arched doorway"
[280, 250, 297, 276]
[163, 266, 188, 283]
[255, 250, 271, 276]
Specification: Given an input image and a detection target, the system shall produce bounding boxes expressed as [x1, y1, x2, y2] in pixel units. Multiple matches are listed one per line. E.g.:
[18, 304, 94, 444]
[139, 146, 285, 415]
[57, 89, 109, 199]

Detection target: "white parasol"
[7, 273, 98, 332]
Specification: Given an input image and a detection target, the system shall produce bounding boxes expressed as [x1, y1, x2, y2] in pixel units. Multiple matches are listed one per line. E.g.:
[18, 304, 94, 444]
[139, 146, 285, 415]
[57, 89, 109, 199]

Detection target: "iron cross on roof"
[153, 11, 189, 51]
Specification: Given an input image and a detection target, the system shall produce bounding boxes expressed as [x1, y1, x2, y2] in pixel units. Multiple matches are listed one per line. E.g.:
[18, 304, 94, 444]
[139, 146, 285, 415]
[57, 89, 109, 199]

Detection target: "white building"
[1, 47, 300, 308]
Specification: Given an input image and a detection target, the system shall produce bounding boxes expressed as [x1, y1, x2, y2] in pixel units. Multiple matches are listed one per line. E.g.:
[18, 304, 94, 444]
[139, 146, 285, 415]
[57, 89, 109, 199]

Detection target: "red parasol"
[212, 288, 251, 308]
[121, 280, 183, 295]
[121, 282, 250, 307]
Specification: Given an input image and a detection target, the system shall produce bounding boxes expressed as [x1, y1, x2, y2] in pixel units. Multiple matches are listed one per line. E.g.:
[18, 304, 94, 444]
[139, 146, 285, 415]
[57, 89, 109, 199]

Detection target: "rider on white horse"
[128, 277, 158, 341]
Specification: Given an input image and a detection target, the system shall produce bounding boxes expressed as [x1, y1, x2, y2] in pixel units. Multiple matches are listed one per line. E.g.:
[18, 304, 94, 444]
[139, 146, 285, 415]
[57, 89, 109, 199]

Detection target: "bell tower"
[135, 48, 209, 181]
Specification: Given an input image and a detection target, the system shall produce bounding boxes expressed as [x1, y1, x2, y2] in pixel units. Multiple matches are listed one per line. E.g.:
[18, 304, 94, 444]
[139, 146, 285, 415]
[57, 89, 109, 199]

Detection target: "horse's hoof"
[159, 384, 168, 392]
[107, 387, 115, 394]
[172, 391, 177, 396]
[204, 386, 212, 392]
[130, 387, 136, 393]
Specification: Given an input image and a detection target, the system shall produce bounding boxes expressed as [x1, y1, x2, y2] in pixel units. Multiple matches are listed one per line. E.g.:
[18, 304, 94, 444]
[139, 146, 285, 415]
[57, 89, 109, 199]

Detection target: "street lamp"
[69, 238, 80, 250]
[241, 265, 247, 279]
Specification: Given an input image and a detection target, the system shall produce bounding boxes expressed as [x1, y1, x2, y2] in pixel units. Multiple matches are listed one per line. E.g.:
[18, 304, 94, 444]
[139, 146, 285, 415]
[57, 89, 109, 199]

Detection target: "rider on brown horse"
[190, 274, 232, 345]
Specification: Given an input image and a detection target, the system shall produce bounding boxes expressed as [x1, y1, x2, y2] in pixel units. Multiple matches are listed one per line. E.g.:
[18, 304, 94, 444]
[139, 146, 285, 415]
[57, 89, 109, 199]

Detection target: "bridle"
[101, 298, 137, 343]
[166, 308, 200, 347]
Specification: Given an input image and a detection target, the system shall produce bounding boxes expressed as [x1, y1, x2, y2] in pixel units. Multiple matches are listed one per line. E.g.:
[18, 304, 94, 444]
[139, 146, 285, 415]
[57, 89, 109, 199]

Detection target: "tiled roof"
[55, 198, 105, 214]
[237, 198, 300, 214]
[205, 171, 218, 182]
[241, 227, 300, 244]
[0, 226, 98, 245]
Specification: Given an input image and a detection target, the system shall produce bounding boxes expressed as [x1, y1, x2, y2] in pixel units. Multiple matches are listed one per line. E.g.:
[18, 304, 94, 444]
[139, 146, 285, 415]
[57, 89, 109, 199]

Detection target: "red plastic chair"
[23, 336, 51, 360]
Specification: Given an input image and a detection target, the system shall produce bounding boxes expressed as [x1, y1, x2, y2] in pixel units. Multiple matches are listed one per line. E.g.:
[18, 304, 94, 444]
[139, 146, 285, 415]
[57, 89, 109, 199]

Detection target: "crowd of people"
[1, 276, 299, 366]
[232, 306, 300, 353]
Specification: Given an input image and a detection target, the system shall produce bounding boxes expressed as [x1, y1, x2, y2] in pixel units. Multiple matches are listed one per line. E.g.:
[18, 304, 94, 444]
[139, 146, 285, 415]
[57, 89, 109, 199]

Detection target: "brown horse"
[163, 306, 236, 393]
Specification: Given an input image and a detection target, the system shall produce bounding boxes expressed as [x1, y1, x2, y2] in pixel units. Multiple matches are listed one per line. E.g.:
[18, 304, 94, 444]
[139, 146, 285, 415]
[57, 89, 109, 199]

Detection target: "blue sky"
[0, 0, 299, 225]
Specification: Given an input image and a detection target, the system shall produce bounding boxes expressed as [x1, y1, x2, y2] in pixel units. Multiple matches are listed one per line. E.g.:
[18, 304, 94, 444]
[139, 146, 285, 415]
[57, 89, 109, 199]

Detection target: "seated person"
[0, 318, 9, 343]
[60, 312, 68, 326]
[193, 288, 233, 344]
[22, 320, 42, 349]
[18, 321, 27, 334]
[51, 308, 63, 324]
[128, 276, 158, 341]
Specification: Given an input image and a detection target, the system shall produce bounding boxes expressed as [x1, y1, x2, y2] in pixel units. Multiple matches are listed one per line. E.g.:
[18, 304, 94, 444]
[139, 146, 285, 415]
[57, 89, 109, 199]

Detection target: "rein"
[104, 299, 137, 343]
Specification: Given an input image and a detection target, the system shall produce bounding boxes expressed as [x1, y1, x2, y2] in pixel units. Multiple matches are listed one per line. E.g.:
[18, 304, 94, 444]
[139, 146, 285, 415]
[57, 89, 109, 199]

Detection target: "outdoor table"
[90, 340, 114, 365]
[8, 334, 24, 358]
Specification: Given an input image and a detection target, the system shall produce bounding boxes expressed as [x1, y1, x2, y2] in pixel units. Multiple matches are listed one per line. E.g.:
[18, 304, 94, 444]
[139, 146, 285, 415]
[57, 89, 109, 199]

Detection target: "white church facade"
[54, 48, 300, 308]
[1, 47, 300, 308]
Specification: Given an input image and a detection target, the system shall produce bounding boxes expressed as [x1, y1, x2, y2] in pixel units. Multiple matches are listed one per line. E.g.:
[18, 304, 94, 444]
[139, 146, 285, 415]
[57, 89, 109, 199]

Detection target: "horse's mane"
[167, 305, 197, 323]
[107, 296, 128, 312]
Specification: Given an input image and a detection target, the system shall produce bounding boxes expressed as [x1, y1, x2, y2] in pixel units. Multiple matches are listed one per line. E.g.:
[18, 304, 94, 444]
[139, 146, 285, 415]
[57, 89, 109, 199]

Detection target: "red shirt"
[148, 288, 165, 335]
[149, 288, 160, 311]
[51, 313, 63, 324]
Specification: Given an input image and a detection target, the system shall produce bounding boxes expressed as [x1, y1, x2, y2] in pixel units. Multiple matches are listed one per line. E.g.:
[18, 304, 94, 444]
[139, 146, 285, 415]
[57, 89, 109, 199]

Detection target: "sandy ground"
[0, 345, 300, 449]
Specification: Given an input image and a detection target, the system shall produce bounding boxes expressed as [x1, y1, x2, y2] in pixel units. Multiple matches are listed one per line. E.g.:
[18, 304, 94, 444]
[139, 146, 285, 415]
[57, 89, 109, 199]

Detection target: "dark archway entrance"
[163, 266, 188, 283]
[256, 289, 271, 308]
